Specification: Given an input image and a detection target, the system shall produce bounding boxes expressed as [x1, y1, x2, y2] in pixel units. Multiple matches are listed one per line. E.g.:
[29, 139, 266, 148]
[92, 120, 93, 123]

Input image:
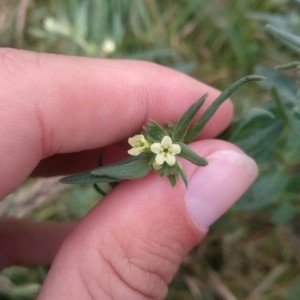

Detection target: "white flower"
[44, 17, 71, 36]
[101, 38, 116, 54]
[128, 134, 149, 156]
[150, 136, 181, 166]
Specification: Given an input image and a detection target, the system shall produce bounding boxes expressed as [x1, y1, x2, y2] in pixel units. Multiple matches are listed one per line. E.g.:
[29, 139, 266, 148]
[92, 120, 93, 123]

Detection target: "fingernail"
[185, 150, 258, 230]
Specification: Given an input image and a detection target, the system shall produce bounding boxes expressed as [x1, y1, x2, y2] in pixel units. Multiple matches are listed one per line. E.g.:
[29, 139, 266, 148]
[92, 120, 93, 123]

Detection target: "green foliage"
[231, 57, 300, 214]
[91, 155, 153, 179]
[284, 275, 300, 300]
[12, 0, 286, 78]
[143, 121, 166, 142]
[217, 12, 300, 220]
[178, 143, 208, 166]
[1, 1, 300, 299]
[185, 75, 265, 143]
[60, 75, 263, 188]
[172, 94, 207, 142]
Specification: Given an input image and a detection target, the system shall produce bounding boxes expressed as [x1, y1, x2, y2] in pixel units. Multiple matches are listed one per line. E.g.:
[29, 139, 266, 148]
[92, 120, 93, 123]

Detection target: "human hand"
[0, 48, 258, 299]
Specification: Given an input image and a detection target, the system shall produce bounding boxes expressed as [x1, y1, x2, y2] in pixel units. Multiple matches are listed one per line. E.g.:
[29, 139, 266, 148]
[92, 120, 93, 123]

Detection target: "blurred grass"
[0, 0, 300, 299]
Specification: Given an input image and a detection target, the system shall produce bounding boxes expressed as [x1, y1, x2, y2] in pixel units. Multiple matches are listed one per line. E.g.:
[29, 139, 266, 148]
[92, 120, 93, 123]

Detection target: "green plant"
[60, 75, 264, 188]
[219, 18, 300, 226]
[2, 1, 299, 299]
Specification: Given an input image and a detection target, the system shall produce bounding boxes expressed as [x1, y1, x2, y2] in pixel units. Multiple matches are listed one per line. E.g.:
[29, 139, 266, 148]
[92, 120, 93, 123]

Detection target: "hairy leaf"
[177, 162, 188, 187]
[143, 121, 166, 142]
[178, 143, 208, 166]
[185, 75, 265, 143]
[59, 170, 118, 185]
[91, 155, 152, 179]
[172, 94, 207, 141]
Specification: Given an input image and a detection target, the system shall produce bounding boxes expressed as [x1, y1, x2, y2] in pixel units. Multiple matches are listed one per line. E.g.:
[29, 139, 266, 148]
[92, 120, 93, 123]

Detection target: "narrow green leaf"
[271, 87, 290, 126]
[60, 170, 118, 185]
[91, 155, 152, 179]
[168, 175, 177, 187]
[255, 65, 297, 102]
[143, 121, 166, 142]
[172, 94, 207, 141]
[177, 162, 188, 187]
[178, 143, 208, 166]
[61, 155, 153, 184]
[266, 24, 300, 54]
[184, 75, 266, 143]
[272, 87, 300, 136]
[275, 61, 300, 71]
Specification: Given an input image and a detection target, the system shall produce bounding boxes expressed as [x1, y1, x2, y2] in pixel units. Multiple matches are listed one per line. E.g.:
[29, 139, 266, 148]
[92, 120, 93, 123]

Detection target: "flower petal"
[161, 136, 172, 148]
[166, 153, 176, 166]
[155, 153, 166, 165]
[128, 134, 146, 147]
[140, 135, 148, 145]
[128, 135, 139, 147]
[151, 143, 163, 154]
[170, 144, 181, 155]
[128, 147, 142, 156]
[128, 137, 136, 147]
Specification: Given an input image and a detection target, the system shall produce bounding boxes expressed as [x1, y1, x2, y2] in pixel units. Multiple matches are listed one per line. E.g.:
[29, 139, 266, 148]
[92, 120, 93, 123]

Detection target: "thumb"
[38, 140, 257, 300]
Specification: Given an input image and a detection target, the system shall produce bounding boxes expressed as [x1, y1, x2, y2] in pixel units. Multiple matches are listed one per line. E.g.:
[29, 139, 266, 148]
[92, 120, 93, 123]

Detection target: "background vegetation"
[0, 0, 299, 299]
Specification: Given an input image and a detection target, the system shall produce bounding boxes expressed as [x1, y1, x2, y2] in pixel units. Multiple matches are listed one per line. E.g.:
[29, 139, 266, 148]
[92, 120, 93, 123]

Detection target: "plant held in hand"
[60, 75, 264, 187]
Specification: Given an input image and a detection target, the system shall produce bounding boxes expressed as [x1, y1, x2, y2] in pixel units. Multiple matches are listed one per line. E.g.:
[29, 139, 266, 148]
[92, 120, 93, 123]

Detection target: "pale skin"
[0, 48, 258, 299]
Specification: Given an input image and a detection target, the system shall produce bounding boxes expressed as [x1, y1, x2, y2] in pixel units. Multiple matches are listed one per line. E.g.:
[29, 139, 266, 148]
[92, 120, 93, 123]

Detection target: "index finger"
[0, 48, 233, 198]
